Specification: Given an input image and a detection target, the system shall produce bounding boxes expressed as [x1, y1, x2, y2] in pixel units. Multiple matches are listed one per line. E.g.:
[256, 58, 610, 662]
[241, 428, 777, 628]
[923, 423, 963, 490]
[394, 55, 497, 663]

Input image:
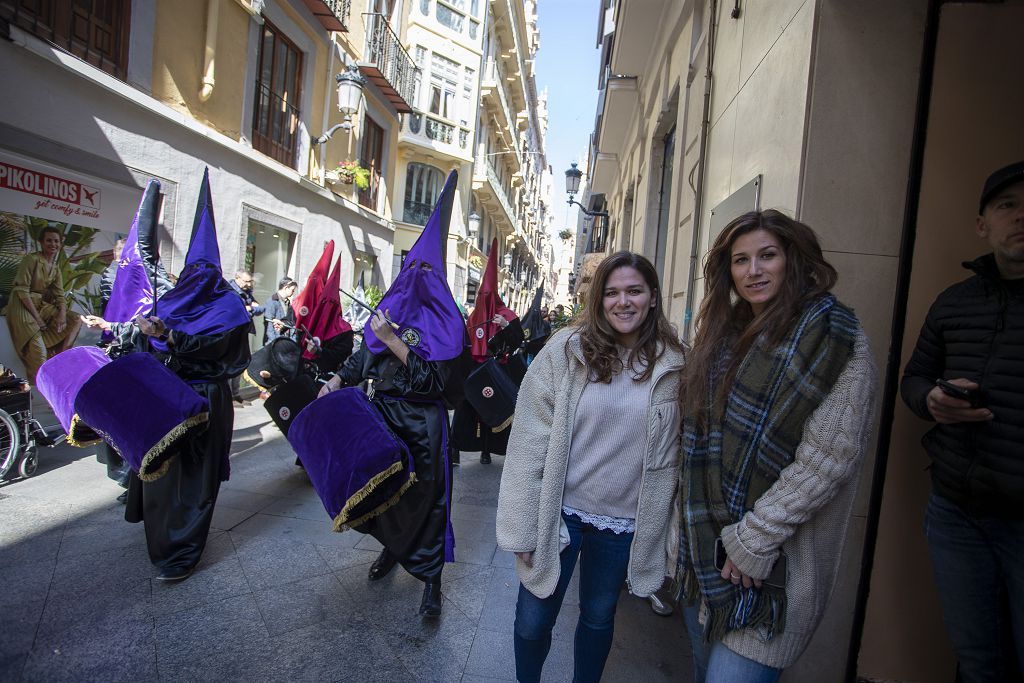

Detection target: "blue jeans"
[513, 512, 634, 683]
[925, 492, 1024, 682]
[683, 606, 782, 683]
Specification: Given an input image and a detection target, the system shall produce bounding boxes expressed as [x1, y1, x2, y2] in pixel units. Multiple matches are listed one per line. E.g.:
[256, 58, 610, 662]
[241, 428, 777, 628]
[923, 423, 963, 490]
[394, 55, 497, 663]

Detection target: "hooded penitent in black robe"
[451, 319, 524, 457]
[335, 344, 458, 580]
[122, 325, 250, 573]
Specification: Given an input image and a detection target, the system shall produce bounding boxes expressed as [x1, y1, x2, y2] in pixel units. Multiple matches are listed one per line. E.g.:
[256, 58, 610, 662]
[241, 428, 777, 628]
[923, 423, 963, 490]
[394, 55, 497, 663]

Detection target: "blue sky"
[535, 0, 601, 236]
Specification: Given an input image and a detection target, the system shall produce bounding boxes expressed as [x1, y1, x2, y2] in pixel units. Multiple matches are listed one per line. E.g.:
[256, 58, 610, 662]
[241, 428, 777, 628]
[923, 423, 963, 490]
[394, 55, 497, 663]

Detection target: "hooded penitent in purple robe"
[102, 179, 161, 340]
[362, 171, 465, 362]
[151, 168, 250, 351]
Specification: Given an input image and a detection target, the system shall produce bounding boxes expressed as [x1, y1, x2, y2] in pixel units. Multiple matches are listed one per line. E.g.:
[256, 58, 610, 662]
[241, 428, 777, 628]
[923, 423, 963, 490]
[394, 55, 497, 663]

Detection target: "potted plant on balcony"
[558, 228, 573, 241]
[336, 161, 371, 190]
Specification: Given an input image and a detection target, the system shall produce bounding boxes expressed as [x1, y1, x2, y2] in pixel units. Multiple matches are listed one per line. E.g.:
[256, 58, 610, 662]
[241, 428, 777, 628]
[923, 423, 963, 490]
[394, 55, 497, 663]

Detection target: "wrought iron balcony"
[425, 116, 454, 144]
[360, 13, 416, 114]
[301, 0, 350, 32]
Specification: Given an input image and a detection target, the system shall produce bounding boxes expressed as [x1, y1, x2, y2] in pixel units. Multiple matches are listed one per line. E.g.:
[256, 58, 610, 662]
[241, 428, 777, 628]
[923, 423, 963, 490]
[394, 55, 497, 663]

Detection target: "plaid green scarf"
[680, 295, 858, 642]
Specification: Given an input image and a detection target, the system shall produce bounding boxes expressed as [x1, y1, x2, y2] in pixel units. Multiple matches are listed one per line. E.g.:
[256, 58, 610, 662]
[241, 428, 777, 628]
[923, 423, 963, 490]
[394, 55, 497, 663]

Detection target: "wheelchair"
[0, 367, 65, 482]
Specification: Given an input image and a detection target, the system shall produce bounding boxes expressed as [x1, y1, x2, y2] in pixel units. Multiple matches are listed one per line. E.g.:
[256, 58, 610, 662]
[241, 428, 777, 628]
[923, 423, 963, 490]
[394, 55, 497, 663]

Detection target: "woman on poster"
[4, 226, 81, 382]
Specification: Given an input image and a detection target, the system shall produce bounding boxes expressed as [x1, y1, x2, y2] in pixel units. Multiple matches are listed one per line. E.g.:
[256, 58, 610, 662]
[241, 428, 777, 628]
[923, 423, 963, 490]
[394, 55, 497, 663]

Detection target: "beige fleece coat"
[496, 327, 685, 599]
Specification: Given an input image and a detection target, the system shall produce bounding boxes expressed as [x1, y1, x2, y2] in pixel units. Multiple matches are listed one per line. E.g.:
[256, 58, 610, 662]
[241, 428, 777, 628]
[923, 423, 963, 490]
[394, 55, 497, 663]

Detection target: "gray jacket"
[496, 327, 684, 599]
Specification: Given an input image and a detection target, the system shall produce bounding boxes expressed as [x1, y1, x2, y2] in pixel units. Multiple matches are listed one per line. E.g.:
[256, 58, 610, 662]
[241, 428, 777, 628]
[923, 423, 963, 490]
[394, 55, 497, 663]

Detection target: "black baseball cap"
[979, 160, 1024, 213]
[278, 276, 296, 289]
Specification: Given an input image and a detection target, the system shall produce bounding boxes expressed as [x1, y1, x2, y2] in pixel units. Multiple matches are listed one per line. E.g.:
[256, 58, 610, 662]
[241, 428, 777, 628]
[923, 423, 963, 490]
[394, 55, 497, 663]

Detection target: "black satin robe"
[121, 325, 251, 573]
[451, 319, 524, 456]
[336, 345, 458, 581]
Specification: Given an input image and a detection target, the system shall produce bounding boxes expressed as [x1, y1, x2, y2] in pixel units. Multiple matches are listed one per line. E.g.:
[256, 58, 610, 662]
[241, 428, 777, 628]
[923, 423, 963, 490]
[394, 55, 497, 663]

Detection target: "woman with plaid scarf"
[678, 210, 876, 682]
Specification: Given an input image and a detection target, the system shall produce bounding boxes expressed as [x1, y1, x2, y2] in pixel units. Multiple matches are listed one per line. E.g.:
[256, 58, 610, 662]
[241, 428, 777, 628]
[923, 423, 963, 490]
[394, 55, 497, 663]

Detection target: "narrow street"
[0, 399, 692, 681]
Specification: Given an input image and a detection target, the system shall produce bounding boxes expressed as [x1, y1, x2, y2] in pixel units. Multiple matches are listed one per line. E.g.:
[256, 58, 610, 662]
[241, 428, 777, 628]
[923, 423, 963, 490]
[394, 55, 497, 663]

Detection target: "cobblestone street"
[0, 399, 691, 682]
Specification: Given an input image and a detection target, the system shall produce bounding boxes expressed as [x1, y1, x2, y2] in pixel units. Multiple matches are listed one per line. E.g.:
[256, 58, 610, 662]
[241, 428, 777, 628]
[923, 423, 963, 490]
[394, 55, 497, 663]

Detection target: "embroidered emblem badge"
[279, 406, 291, 420]
[482, 386, 494, 398]
[401, 327, 421, 347]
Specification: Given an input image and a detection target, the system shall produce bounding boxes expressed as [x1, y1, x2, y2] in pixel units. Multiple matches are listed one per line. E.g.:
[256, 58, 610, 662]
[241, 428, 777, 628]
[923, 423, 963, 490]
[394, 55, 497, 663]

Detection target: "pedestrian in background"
[263, 276, 297, 344]
[901, 161, 1024, 683]
[497, 251, 685, 683]
[678, 210, 875, 682]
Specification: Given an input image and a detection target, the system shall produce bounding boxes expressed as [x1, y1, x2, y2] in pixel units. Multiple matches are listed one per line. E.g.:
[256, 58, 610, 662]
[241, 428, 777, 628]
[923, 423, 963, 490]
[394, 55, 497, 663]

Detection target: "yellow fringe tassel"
[67, 414, 101, 448]
[335, 473, 418, 532]
[491, 414, 514, 433]
[138, 412, 210, 482]
[330, 460, 416, 531]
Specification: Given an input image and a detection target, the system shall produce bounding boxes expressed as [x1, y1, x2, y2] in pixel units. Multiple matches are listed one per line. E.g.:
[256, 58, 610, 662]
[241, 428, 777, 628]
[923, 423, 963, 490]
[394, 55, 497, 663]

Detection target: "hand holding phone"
[928, 378, 992, 424]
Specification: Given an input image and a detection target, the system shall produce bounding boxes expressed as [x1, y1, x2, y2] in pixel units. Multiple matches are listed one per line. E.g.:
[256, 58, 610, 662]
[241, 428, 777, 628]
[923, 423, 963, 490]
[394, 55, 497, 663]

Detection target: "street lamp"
[467, 212, 481, 241]
[564, 163, 609, 218]
[312, 65, 367, 145]
[503, 252, 513, 269]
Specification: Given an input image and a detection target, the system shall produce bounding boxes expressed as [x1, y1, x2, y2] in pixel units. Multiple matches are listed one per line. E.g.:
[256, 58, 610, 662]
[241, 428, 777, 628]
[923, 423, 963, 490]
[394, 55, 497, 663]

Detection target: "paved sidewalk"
[0, 400, 692, 682]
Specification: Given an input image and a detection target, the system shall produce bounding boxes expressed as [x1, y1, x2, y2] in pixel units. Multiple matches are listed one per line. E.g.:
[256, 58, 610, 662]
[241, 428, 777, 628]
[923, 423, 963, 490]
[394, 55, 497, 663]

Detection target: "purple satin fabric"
[363, 171, 465, 362]
[103, 179, 160, 339]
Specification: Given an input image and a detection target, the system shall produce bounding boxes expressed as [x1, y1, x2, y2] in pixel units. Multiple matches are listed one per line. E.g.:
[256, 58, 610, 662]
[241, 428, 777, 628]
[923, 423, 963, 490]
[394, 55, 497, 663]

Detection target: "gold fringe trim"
[67, 414, 101, 448]
[490, 414, 514, 433]
[333, 470, 418, 532]
[242, 368, 258, 388]
[138, 412, 210, 482]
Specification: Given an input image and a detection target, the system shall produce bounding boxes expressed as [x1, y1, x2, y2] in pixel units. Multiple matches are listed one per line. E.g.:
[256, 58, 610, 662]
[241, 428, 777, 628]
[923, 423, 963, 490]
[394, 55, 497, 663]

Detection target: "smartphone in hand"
[935, 378, 985, 408]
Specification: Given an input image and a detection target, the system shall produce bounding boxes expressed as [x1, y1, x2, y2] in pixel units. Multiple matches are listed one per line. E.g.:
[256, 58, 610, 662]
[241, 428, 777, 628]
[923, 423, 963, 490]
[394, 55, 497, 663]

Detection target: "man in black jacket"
[902, 160, 1024, 683]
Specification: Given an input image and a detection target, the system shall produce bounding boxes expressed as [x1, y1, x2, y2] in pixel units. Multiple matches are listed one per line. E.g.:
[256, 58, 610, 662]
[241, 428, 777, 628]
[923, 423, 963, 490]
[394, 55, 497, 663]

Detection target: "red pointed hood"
[467, 238, 517, 362]
[302, 253, 352, 359]
[293, 240, 334, 332]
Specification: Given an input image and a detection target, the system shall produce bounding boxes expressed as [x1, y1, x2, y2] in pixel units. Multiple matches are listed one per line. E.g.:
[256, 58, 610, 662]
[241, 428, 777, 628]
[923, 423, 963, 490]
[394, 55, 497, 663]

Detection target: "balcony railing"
[405, 112, 471, 152]
[425, 116, 454, 144]
[301, 0, 351, 32]
[481, 57, 514, 136]
[361, 13, 416, 113]
[481, 159, 517, 228]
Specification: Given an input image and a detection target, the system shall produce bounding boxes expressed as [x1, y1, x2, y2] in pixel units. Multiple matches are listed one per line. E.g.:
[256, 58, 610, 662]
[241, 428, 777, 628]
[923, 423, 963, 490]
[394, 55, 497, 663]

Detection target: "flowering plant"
[336, 161, 371, 190]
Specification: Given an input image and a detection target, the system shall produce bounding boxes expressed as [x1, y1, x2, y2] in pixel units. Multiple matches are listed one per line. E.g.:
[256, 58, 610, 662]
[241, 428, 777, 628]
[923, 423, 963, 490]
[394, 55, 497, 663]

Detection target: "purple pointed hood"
[153, 168, 250, 348]
[363, 171, 466, 361]
[102, 179, 161, 338]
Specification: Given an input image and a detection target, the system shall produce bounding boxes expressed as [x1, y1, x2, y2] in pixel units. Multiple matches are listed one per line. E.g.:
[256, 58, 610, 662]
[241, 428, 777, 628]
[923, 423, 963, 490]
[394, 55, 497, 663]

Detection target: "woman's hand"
[80, 314, 111, 332]
[35, 317, 47, 332]
[492, 314, 509, 329]
[318, 374, 342, 398]
[514, 551, 534, 567]
[721, 557, 762, 590]
[55, 310, 67, 333]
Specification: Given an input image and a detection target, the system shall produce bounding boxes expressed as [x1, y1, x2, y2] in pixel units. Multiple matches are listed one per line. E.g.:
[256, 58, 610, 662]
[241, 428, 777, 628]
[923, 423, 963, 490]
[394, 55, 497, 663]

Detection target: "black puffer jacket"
[901, 254, 1024, 518]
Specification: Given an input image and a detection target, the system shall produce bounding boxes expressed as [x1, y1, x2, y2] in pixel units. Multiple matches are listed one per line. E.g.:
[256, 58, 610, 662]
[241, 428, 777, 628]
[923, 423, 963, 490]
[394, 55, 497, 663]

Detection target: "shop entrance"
[244, 219, 296, 345]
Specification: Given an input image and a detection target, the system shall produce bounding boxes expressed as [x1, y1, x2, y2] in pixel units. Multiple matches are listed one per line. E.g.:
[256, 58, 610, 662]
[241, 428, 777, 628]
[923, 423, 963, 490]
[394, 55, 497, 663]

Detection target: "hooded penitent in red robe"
[466, 238, 517, 363]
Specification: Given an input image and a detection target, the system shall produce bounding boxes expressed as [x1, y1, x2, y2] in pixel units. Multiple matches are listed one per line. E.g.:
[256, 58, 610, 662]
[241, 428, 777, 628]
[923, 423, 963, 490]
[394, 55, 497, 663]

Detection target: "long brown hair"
[681, 210, 837, 423]
[573, 251, 683, 383]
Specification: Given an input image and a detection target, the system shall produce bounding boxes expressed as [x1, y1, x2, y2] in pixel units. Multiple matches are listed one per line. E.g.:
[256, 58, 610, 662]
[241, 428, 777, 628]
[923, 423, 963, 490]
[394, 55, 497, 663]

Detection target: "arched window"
[404, 162, 444, 225]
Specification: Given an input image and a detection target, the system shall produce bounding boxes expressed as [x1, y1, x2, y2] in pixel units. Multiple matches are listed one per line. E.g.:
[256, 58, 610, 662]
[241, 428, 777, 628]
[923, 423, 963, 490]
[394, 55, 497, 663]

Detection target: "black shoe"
[480, 453, 491, 465]
[419, 581, 442, 617]
[155, 565, 193, 583]
[368, 549, 398, 581]
[116, 491, 128, 504]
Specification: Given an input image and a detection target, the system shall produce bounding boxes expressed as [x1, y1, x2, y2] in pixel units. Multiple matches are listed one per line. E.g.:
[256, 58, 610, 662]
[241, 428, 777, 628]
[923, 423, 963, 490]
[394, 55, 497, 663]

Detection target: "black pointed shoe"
[368, 549, 398, 581]
[419, 581, 442, 617]
[480, 452, 491, 465]
[155, 565, 193, 583]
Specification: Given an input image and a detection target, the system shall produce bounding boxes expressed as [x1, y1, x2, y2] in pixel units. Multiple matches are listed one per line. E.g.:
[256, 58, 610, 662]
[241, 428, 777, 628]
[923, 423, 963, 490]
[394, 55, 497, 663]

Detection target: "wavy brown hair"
[572, 251, 684, 383]
[680, 210, 838, 424]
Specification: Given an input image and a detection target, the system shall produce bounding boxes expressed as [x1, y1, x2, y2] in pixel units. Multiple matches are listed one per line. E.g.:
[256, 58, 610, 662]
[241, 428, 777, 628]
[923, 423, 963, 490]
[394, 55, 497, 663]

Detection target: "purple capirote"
[362, 170, 466, 362]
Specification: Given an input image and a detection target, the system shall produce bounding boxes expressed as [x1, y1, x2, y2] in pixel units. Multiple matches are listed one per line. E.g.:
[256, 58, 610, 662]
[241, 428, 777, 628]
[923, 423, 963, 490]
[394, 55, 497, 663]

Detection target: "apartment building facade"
[0, 0, 416, 367]
[574, 0, 1024, 680]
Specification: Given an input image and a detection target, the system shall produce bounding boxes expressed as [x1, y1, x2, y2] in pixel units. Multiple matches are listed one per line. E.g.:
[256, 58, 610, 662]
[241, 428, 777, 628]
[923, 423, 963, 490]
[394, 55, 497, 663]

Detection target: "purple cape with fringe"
[73, 352, 210, 482]
[362, 171, 464, 362]
[103, 179, 160, 338]
[288, 387, 415, 531]
[35, 346, 110, 444]
[152, 168, 249, 352]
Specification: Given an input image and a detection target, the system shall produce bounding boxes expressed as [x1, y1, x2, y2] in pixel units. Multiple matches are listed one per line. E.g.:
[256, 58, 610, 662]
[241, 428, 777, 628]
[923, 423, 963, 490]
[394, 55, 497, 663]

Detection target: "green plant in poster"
[0, 214, 109, 315]
[364, 285, 384, 309]
[550, 303, 580, 332]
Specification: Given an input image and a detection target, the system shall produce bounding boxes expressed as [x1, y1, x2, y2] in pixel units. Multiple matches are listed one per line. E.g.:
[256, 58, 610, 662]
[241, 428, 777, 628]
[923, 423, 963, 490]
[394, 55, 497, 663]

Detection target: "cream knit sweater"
[696, 329, 877, 669]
